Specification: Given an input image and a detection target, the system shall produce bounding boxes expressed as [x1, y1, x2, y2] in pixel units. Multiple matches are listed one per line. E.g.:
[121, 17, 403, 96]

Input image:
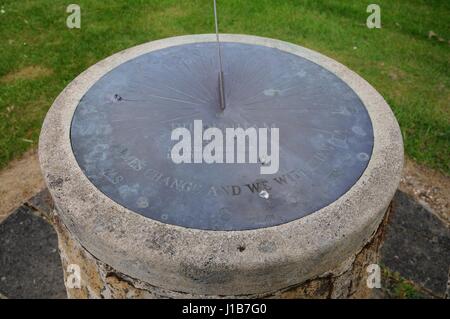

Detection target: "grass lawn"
[0, 0, 449, 173]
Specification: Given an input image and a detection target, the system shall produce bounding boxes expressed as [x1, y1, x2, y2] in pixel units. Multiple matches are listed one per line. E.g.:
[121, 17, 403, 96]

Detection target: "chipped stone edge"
[38, 34, 404, 296]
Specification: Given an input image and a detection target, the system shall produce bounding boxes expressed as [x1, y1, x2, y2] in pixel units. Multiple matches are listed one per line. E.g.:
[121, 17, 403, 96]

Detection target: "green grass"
[0, 0, 449, 173]
[381, 266, 430, 299]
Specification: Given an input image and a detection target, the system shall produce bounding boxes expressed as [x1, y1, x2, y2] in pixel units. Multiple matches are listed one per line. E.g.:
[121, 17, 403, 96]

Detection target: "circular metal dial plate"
[71, 42, 374, 230]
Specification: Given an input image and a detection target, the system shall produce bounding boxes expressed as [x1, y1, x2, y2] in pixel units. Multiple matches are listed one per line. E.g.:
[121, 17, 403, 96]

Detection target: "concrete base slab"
[380, 191, 450, 297]
[0, 203, 66, 299]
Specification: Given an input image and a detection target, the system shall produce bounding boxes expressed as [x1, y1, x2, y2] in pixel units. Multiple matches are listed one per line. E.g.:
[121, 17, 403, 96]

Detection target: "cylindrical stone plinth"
[39, 34, 403, 298]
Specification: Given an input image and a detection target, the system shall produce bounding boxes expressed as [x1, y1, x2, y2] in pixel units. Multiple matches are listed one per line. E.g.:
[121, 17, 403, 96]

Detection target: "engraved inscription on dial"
[71, 42, 374, 230]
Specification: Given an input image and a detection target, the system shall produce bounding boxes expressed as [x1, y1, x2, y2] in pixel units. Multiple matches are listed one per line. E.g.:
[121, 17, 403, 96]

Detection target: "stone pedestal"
[39, 34, 403, 298]
[52, 206, 391, 299]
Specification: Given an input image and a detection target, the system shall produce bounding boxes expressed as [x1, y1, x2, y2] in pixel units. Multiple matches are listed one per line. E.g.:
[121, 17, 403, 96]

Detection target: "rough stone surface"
[39, 34, 404, 296]
[380, 190, 450, 297]
[0, 205, 66, 299]
[446, 269, 450, 298]
[27, 188, 54, 219]
[53, 206, 390, 299]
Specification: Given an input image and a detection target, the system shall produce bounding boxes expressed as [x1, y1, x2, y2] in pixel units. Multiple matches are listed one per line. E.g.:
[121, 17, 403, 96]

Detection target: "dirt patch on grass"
[400, 158, 450, 224]
[159, 5, 186, 18]
[0, 148, 44, 222]
[0, 65, 53, 83]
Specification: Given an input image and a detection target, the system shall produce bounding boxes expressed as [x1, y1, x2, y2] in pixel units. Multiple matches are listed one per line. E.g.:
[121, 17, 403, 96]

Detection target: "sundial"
[67, 3, 375, 231]
[70, 32, 373, 230]
[40, 3, 403, 297]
